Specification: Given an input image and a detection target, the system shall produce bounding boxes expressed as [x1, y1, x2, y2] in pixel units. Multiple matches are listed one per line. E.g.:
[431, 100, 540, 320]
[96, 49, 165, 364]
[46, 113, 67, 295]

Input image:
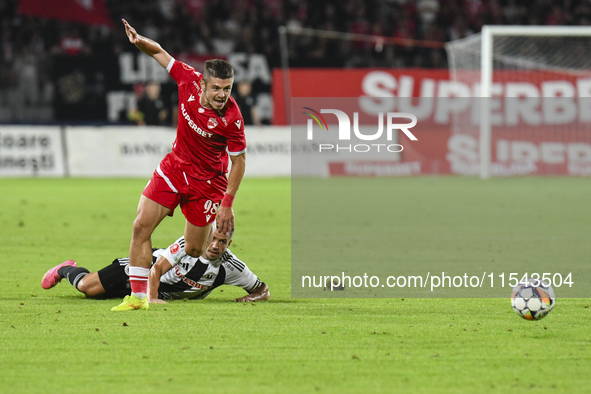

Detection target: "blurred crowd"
[1, 0, 590, 122]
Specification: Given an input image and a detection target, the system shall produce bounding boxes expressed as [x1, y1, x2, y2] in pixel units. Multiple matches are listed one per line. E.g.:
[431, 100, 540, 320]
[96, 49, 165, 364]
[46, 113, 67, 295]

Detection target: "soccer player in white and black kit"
[41, 228, 269, 303]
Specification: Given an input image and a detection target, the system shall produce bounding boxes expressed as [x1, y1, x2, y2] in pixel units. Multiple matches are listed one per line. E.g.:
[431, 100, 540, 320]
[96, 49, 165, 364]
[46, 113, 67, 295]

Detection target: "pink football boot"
[41, 260, 77, 289]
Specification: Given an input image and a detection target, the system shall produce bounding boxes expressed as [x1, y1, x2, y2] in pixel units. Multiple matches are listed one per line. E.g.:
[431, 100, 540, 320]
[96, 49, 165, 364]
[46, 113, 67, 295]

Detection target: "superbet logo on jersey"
[302, 107, 418, 153]
[181, 103, 213, 139]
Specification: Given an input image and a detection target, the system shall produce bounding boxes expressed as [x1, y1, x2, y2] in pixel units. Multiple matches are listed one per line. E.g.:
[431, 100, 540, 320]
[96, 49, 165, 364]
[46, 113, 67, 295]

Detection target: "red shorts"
[143, 154, 227, 227]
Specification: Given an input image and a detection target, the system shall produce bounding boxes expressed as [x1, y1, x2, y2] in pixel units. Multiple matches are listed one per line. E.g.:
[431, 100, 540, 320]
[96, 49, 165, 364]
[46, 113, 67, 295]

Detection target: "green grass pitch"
[0, 176, 590, 393]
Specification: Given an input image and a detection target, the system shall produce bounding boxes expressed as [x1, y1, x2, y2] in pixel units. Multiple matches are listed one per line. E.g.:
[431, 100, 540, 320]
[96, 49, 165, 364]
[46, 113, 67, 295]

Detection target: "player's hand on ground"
[234, 284, 269, 302]
[148, 298, 168, 304]
[234, 295, 256, 302]
[122, 19, 139, 44]
[216, 206, 234, 234]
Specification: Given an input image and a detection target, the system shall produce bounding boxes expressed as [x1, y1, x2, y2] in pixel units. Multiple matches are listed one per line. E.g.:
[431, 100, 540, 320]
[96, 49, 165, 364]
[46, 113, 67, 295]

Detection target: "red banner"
[273, 68, 591, 126]
[283, 69, 591, 177]
[326, 128, 591, 177]
[273, 69, 451, 125]
[18, 0, 113, 27]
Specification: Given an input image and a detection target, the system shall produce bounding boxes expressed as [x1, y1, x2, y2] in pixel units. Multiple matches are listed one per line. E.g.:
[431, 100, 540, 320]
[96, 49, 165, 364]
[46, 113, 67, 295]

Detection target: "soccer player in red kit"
[112, 19, 246, 311]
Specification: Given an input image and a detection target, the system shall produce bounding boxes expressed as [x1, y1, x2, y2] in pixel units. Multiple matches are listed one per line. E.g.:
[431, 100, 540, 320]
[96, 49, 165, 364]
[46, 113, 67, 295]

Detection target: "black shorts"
[97, 259, 132, 299]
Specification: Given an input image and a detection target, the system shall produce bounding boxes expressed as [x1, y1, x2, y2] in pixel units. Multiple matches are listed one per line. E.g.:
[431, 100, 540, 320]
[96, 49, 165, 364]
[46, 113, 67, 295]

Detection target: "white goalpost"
[446, 25, 591, 179]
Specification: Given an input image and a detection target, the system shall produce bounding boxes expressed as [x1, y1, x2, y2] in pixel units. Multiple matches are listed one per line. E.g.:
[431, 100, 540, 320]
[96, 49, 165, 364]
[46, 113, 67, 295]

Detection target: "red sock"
[129, 266, 149, 299]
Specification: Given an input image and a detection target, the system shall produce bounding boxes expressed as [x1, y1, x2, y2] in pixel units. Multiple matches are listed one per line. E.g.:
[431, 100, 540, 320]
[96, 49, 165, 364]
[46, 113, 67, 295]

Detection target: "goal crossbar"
[479, 25, 591, 179]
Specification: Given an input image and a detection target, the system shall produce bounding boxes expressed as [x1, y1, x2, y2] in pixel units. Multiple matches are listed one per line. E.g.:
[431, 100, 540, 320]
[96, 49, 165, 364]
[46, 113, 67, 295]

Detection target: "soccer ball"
[511, 278, 555, 321]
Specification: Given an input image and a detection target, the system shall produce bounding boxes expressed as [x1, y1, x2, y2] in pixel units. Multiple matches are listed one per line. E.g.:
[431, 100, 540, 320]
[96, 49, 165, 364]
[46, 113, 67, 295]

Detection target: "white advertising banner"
[66, 126, 174, 177]
[243, 126, 290, 177]
[0, 126, 65, 177]
[65, 126, 291, 177]
[0, 126, 290, 178]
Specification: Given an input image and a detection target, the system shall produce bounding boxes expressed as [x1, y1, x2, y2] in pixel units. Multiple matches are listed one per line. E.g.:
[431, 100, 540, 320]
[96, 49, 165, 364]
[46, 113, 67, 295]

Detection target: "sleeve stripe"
[228, 256, 242, 265]
[230, 257, 245, 270]
[228, 148, 247, 156]
[246, 279, 263, 293]
[221, 254, 245, 272]
[166, 58, 175, 73]
[227, 258, 245, 272]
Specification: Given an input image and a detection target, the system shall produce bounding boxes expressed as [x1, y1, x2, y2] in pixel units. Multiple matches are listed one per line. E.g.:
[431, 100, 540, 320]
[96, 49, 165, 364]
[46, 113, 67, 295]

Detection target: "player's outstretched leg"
[41, 260, 77, 289]
[111, 295, 149, 311]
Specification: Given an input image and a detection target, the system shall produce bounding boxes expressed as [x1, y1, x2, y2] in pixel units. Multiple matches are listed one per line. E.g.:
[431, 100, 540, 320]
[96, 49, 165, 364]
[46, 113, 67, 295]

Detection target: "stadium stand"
[0, 0, 589, 122]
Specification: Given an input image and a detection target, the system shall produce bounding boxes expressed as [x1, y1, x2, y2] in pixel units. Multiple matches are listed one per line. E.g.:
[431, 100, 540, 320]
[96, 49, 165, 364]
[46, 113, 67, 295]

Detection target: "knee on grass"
[76, 276, 104, 297]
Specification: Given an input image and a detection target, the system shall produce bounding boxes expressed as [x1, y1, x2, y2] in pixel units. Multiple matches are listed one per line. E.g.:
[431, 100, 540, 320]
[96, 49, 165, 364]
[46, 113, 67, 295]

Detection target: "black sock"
[58, 266, 90, 290]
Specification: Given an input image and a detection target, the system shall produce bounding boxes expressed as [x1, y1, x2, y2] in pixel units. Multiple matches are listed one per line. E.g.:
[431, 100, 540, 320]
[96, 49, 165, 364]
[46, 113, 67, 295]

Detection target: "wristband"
[221, 193, 234, 208]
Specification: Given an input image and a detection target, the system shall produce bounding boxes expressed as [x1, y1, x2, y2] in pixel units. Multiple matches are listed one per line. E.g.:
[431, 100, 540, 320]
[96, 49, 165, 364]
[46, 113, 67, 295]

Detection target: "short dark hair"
[203, 59, 234, 81]
[213, 225, 234, 240]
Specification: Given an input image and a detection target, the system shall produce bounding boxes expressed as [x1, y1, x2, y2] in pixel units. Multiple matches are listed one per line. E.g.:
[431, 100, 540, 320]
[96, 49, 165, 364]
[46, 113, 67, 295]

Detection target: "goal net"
[446, 26, 591, 178]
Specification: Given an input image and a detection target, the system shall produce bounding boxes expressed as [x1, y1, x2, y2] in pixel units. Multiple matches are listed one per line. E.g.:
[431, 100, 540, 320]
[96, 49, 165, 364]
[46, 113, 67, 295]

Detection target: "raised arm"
[122, 18, 172, 69]
[234, 283, 270, 302]
[147, 256, 173, 303]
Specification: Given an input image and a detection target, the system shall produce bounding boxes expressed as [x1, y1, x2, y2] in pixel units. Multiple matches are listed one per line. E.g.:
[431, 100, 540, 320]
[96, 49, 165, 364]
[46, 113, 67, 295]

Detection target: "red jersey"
[167, 59, 246, 180]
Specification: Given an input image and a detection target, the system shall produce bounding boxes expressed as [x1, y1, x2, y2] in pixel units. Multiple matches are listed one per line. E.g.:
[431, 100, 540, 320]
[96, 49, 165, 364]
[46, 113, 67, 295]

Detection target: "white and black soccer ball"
[511, 278, 555, 321]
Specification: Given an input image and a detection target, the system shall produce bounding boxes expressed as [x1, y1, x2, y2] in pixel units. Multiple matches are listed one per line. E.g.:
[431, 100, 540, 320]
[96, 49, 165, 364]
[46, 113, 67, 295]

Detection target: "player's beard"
[212, 97, 226, 110]
[205, 248, 221, 260]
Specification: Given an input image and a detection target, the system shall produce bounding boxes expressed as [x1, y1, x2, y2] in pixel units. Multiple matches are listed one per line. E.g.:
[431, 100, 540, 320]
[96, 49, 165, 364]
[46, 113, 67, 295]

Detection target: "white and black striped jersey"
[157, 236, 263, 300]
[115, 249, 164, 274]
[113, 238, 263, 300]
